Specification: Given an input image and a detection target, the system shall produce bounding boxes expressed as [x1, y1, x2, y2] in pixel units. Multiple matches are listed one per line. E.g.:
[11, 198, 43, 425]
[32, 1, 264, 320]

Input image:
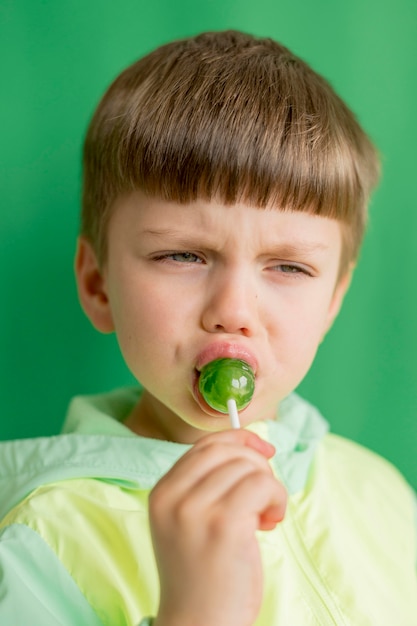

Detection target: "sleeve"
[0, 524, 104, 626]
[414, 492, 417, 570]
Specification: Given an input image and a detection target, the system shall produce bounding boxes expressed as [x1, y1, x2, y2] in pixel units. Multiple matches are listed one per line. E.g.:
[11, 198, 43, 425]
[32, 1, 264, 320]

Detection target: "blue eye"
[165, 252, 203, 263]
[272, 263, 311, 277]
[279, 264, 302, 273]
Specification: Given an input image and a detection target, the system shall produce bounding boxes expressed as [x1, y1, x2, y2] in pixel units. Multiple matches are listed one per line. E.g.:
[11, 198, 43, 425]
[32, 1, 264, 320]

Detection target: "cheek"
[110, 281, 191, 358]
[275, 295, 332, 359]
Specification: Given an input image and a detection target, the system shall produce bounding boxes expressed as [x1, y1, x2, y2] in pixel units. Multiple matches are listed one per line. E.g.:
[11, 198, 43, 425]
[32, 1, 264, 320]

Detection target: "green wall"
[1, 0, 416, 489]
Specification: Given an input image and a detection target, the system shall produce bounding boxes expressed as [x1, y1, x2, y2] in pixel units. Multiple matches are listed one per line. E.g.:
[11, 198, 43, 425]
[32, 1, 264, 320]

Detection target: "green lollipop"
[198, 358, 255, 415]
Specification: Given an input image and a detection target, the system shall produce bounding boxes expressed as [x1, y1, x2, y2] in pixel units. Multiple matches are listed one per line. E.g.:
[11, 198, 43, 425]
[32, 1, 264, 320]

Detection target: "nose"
[201, 267, 259, 337]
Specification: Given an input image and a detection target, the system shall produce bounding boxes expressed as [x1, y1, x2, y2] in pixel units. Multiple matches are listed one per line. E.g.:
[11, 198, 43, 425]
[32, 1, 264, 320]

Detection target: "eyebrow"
[142, 228, 330, 256]
[142, 228, 187, 237]
[268, 242, 330, 257]
[141, 228, 205, 248]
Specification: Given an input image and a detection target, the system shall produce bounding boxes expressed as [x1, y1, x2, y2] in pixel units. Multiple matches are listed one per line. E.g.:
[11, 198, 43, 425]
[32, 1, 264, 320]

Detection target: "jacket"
[1, 387, 416, 625]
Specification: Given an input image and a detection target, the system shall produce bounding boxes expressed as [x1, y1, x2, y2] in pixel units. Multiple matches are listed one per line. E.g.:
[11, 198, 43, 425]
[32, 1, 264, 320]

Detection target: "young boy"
[0, 30, 416, 626]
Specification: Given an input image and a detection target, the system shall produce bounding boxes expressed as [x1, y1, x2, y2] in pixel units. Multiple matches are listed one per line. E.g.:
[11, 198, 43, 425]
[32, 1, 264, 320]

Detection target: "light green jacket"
[0, 388, 416, 625]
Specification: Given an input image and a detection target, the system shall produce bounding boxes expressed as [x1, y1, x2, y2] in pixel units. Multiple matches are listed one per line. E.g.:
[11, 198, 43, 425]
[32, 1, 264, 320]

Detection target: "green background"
[1, 0, 416, 489]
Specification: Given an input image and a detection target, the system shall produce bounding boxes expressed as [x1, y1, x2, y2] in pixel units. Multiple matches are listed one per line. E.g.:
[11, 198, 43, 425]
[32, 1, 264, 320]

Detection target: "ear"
[323, 265, 354, 336]
[74, 237, 115, 333]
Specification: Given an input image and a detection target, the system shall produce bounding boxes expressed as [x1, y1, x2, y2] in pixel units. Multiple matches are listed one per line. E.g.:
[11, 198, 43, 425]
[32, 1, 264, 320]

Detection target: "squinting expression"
[96, 191, 349, 443]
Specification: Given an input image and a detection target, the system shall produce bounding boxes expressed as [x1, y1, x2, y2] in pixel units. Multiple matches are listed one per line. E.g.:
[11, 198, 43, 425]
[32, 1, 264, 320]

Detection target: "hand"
[149, 429, 287, 626]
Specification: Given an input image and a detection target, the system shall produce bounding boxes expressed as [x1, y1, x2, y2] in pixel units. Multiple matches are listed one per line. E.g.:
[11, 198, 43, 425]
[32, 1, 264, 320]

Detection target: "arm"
[148, 429, 287, 626]
[414, 492, 417, 571]
[1, 524, 160, 626]
[0, 524, 105, 626]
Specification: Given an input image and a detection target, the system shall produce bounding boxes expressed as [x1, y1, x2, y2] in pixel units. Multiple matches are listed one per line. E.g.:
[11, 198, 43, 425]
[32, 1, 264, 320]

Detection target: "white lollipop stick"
[227, 398, 240, 429]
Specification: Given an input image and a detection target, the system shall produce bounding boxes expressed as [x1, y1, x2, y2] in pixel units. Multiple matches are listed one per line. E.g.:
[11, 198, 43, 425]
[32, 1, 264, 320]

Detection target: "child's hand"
[149, 429, 287, 626]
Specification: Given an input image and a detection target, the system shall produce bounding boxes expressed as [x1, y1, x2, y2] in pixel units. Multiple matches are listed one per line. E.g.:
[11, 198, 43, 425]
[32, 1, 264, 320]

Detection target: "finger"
[194, 428, 275, 459]
[217, 470, 287, 531]
[259, 502, 287, 530]
[161, 428, 275, 492]
[153, 437, 274, 507]
[173, 455, 273, 517]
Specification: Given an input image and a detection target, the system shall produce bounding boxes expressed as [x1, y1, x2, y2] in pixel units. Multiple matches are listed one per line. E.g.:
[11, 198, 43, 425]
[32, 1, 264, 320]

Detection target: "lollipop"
[198, 358, 255, 428]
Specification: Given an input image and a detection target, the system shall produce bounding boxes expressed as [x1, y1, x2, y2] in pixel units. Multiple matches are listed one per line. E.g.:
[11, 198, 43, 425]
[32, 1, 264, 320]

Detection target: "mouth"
[192, 342, 258, 417]
[195, 342, 258, 374]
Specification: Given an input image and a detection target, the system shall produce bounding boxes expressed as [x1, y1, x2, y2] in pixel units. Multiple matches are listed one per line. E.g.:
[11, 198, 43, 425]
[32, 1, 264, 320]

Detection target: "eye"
[279, 264, 303, 273]
[271, 263, 312, 277]
[158, 251, 203, 264]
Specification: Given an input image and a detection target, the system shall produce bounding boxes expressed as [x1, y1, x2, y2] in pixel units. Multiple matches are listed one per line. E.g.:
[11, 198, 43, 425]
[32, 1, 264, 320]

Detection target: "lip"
[195, 342, 258, 374]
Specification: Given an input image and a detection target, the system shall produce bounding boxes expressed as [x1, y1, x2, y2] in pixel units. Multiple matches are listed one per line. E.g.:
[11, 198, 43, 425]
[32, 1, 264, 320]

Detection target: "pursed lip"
[195, 342, 258, 374]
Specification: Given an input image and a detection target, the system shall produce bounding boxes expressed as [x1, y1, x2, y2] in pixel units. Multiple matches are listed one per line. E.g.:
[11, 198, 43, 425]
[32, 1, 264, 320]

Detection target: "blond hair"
[81, 30, 380, 273]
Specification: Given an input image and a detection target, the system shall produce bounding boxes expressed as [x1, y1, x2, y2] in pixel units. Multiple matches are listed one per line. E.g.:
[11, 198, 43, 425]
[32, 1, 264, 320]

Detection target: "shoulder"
[320, 432, 410, 487]
[294, 433, 416, 568]
[312, 433, 416, 527]
[289, 433, 417, 620]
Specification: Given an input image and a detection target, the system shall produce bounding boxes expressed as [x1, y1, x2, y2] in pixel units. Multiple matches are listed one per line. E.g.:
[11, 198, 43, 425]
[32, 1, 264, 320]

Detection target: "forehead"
[109, 191, 343, 252]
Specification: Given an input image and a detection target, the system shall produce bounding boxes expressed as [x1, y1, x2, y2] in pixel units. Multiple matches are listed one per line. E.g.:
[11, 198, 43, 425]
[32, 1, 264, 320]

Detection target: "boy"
[0, 30, 416, 626]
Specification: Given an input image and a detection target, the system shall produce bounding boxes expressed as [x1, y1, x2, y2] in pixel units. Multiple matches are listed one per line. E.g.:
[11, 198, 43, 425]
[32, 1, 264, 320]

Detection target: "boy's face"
[76, 191, 350, 443]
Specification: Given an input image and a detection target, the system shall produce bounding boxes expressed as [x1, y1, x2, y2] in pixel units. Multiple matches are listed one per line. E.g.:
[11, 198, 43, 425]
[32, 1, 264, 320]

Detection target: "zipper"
[280, 502, 347, 626]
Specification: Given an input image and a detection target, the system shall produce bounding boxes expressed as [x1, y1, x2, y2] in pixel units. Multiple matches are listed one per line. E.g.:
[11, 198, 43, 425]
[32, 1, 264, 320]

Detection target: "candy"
[198, 358, 255, 414]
